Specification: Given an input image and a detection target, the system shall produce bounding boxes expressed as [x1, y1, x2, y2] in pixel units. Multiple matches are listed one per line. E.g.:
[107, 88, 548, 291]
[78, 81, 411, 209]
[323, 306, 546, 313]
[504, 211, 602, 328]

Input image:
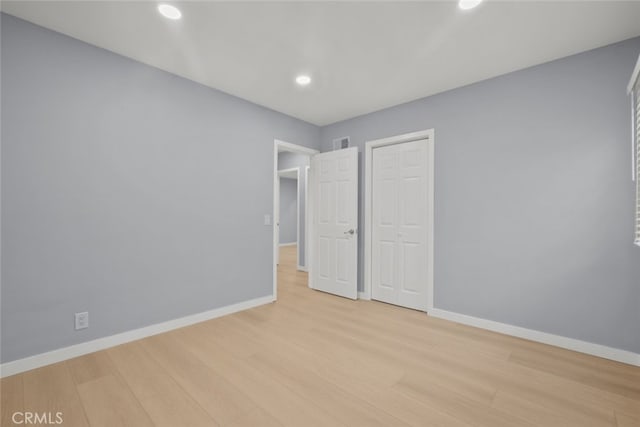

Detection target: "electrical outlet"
[75, 312, 89, 330]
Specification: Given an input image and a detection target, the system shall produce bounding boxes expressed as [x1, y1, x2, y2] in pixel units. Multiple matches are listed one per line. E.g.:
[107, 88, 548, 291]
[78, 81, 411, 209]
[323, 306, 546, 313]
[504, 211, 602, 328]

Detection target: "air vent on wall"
[333, 136, 350, 150]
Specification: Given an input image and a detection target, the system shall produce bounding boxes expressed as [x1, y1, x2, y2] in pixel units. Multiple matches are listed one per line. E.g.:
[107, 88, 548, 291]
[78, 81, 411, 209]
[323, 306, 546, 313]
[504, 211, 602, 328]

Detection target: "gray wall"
[278, 178, 298, 245]
[320, 37, 640, 354]
[278, 152, 310, 266]
[0, 14, 320, 363]
[2, 12, 639, 363]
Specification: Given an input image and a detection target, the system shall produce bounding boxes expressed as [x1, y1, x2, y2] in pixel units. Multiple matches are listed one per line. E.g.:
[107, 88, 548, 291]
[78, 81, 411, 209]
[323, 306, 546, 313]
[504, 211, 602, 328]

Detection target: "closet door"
[372, 139, 429, 310]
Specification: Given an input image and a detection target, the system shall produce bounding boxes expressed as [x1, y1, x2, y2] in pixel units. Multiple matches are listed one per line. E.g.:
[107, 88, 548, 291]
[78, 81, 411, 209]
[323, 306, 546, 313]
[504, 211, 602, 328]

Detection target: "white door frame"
[303, 165, 310, 272]
[273, 140, 319, 300]
[363, 129, 435, 311]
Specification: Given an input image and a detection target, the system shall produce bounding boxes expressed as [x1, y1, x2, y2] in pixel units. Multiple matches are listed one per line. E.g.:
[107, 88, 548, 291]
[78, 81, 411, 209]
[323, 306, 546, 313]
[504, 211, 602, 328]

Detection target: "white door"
[311, 147, 358, 300]
[372, 139, 429, 310]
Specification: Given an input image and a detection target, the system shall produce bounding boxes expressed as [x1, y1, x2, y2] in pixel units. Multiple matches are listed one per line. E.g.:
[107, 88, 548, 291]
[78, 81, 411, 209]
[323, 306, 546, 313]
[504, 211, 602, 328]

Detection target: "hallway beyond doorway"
[277, 245, 308, 294]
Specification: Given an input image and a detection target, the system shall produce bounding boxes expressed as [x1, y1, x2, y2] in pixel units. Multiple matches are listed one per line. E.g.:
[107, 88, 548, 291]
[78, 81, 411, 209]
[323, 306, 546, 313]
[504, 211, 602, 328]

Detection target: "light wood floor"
[2, 245, 639, 426]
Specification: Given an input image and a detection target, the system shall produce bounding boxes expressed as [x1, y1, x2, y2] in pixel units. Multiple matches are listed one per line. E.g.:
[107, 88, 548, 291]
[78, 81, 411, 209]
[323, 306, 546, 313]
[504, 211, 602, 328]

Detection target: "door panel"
[311, 147, 358, 300]
[319, 182, 332, 223]
[318, 237, 330, 279]
[336, 238, 349, 283]
[336, 181, 350, 225]
[402, 177, 421, 226]
[379, 241, 395, 288]
[372, 139, 429, 310]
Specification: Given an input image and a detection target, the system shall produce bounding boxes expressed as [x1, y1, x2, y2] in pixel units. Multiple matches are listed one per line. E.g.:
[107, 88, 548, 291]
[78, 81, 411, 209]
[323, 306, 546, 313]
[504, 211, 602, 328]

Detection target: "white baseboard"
[296, 265, 308, 272]
[279, 242, 296, 247]
[428, 308, 640, 367]
[0, 295, 274, 378]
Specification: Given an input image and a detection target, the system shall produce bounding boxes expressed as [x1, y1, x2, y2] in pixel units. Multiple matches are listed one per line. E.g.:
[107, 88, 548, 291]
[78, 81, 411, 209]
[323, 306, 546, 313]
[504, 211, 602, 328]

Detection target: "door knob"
[344, 229, 355, 235]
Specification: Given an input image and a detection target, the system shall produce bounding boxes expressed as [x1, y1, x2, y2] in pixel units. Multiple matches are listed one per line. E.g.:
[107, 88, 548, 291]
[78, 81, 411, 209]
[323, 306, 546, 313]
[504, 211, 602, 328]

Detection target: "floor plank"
[140, 332, 282, 427]
[1, 374, 24, 426]
[76, 375, 153, 427]
[22, 363, 89, 426]
[66, 352, 115, 385]
[616, 412, 640, 427]
[107, 341, 217, 426]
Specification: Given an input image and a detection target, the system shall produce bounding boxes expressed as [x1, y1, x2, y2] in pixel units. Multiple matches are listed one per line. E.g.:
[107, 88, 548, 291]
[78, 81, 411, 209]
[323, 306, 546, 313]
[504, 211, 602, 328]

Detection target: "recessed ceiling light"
[458, 0, 483, 10]
[158, 4, 182, 20]
[295, 75, 312, 86]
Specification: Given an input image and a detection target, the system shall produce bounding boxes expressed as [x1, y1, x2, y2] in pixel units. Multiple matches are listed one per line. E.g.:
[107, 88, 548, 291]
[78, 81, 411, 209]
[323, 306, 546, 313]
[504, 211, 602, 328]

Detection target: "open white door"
[311, 147, 358, 299]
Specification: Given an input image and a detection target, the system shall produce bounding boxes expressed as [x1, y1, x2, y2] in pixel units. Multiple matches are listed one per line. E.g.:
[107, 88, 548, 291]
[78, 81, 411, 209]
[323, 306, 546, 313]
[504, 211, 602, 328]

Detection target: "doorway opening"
[273, 140, 318, 300]
[277, 167, 300, 265]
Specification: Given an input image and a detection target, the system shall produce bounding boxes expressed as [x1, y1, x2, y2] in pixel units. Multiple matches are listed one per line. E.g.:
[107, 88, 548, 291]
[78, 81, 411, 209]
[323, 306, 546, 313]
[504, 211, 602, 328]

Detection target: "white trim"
[632, 91, 636, 182]
[304, 165, 310, 272]
[297, 265, 308, 272]
[277, 168, 299, 179]
[279, 242, 296, 247]
[273, 143, 278, 298]
[274, 140, 319, 299]
[275, 139, 318, 156]
[0, 295, 274, 378]
[429, 308, 640, 367]
[295, 170, 301, 266]
[307, 163, 315, 290]
[627, 53, 640, 94]
[365, 129, 435, 148]
[358, 291, 370, 300]
[364, 129, 435, 311]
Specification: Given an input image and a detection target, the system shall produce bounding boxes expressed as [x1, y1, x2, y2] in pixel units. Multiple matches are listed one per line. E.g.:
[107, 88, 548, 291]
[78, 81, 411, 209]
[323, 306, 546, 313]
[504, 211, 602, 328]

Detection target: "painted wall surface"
[2, 10, 639, 364]
[279, 178, 298, 245]
[0, 14, 320, 363]
[320, 37, 640, 354]
[278, 152, 310, 266]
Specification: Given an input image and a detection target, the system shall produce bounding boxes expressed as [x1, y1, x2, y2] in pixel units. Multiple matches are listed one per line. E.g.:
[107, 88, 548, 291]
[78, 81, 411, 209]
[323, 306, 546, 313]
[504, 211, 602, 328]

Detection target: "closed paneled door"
[372, 140, 429, 310]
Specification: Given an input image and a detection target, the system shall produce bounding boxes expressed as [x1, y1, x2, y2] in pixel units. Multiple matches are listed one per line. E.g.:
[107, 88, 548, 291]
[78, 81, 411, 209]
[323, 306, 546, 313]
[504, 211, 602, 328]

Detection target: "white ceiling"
[3, 1, 640, 126]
